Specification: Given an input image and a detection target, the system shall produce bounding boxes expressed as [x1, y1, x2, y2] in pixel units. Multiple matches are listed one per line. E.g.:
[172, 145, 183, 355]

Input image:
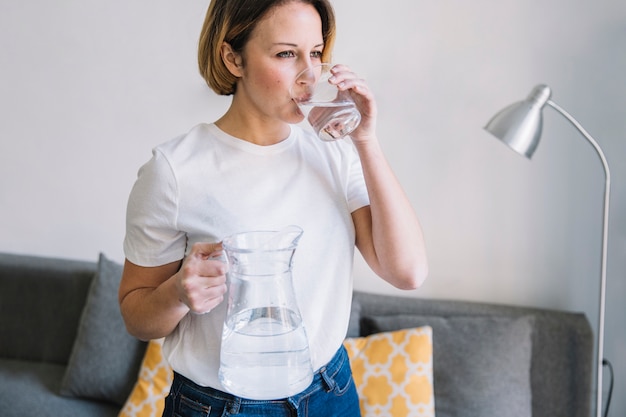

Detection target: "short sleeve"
[123, 149, 187, 266]
[346, 145, 370, 213]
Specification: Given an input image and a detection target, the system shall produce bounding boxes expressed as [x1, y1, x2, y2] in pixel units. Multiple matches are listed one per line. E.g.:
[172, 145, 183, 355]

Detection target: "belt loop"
[320, 366, 336, 392]
[171, 372, 184, 397]
[225, 397, 241, 415]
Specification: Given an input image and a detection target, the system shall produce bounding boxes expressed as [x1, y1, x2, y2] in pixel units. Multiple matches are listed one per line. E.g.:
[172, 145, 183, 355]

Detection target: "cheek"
[268, 68, 294, 91]
[251, 72, 283, 95]
[246, 66, 293, 98]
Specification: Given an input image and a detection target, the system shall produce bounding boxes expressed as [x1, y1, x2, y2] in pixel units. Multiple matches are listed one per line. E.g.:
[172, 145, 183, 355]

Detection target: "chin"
[285, 111, 305, 125]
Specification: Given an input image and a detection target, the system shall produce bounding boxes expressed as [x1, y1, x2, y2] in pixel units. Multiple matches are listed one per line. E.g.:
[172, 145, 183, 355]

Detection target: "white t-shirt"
[124, 123, 369, 389]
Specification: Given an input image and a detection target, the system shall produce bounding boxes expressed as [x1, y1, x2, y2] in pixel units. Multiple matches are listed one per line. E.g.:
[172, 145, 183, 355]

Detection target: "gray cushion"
[59, 254, 146, 405]
[346, 295, 362, 338]
[0, 358, 119, 417]
[362, 315, 534, 417]
[0, 253, 95, 363]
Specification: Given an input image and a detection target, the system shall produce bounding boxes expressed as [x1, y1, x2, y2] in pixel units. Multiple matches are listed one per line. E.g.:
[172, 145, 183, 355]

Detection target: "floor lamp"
[483, 84, 610, 417]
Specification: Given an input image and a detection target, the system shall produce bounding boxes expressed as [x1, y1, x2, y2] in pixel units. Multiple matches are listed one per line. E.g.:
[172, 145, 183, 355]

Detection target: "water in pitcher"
[219, 306, 313, 399]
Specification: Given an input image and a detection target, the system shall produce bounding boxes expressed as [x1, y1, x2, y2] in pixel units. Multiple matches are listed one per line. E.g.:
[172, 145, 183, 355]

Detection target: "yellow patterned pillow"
[119, 339, 173, 417]
[343, 326, 435, 417]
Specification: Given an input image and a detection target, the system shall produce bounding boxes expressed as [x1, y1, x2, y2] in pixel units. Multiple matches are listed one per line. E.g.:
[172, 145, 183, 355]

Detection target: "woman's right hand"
[175, 242, 228, 315]
[119, 242, 228, 341]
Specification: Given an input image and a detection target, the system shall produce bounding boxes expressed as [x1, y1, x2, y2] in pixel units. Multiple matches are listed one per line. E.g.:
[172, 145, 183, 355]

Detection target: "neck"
[215, 104, 291, 146]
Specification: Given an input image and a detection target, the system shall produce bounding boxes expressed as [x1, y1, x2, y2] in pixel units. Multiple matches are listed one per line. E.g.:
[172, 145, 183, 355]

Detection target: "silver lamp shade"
[484, 84, 552, 159]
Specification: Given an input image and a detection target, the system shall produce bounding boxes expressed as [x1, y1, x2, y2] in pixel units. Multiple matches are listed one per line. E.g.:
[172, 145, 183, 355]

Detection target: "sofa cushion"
[346, 295, 362, 338]
[60, 254, 146, 406]
[0, 252, 95, 363]
[0, 358, 119, 417]
[362, 315, 533, 417]
[343, 326, 435, 417]
[120, 339, 173, 417]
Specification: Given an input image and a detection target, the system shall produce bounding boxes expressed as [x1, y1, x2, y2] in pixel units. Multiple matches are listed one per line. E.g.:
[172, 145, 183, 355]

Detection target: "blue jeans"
[162, 346, 361, 417]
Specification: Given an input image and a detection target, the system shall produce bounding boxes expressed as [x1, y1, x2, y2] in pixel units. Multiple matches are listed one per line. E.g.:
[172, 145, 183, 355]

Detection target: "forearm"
[354, 138, 428, 289]
[119, 275, 190, 341]
[119, 244, 227, 341]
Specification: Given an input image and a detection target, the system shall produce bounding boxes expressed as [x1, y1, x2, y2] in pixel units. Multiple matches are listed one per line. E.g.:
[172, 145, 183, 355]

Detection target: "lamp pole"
[545, 100, 610, 417]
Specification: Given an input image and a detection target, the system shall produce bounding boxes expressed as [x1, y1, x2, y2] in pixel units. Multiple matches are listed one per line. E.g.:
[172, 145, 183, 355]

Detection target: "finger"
[190, 282, 227, 314]
[202, 273, 227, 290]
[180, 256, 226, 281]
[184, 276, 227, 312]
[189, 241, 223, 259]
[200, 258, 228, 278]
[329, 63, 352, 74]
[186, 242, 227, 275]
[329, 72, 370, 96]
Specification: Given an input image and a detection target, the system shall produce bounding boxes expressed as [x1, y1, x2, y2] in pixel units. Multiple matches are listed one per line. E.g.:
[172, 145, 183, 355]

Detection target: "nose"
[296, 65, 316, 85]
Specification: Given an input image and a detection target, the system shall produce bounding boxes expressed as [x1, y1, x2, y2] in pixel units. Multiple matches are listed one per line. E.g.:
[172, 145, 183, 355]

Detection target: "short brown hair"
[198, 0, 336, 95]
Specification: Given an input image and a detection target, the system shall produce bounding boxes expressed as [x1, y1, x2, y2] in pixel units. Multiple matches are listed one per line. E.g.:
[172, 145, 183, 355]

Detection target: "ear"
[220, 42, 244, 77]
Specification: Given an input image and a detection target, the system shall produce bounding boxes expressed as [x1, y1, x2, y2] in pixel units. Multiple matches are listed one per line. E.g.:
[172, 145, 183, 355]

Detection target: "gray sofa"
[0, 252, 593, 417]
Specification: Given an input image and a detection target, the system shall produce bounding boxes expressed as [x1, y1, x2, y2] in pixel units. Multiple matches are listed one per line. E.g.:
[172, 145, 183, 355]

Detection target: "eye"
[311, 50, 323, 59]
[277, 50, 295, 58]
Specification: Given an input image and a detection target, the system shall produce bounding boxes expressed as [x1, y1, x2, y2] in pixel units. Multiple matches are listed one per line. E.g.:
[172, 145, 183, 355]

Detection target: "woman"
[119, 0, 428, 415]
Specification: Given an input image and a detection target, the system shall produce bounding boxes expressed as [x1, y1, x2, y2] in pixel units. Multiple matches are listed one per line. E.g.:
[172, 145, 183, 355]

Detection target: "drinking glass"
[291, 63, 361, 141]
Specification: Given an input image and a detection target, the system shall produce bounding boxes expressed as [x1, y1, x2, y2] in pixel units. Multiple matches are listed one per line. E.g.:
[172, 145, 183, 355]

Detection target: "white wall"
[1, 0, 624, 414]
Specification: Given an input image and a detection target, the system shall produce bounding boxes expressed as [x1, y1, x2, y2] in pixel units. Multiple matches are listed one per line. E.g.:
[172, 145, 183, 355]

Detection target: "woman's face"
[235, 1, 324, 125]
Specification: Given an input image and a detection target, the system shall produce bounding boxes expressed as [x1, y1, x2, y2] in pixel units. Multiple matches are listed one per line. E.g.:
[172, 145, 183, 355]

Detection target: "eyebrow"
[273, 42, 324, 48]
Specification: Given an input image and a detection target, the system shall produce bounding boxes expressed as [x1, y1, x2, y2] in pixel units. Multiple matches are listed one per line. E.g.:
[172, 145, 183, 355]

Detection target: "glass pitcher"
[218, 226, 313, 400]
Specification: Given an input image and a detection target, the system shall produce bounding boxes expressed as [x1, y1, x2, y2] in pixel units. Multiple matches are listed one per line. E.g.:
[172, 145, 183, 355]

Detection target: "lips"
[293, 94, 311, 104]
[291, 85, 312, 104]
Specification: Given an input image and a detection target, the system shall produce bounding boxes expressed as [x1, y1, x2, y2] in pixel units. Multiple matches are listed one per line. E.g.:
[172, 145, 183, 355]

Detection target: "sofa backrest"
[0, 252, 97, 364]
[350, 291, 593, 417]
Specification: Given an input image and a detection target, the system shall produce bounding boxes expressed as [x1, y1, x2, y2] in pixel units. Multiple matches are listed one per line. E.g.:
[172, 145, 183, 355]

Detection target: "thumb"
[189, 242, 223, 259]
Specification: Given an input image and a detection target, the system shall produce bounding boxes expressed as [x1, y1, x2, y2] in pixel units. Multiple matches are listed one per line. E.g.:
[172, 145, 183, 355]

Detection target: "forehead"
[250, 2, 323, 45]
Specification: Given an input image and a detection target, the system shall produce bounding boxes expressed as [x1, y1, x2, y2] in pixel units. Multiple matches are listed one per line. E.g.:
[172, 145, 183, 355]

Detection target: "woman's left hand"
[329, 64, 378, 143]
